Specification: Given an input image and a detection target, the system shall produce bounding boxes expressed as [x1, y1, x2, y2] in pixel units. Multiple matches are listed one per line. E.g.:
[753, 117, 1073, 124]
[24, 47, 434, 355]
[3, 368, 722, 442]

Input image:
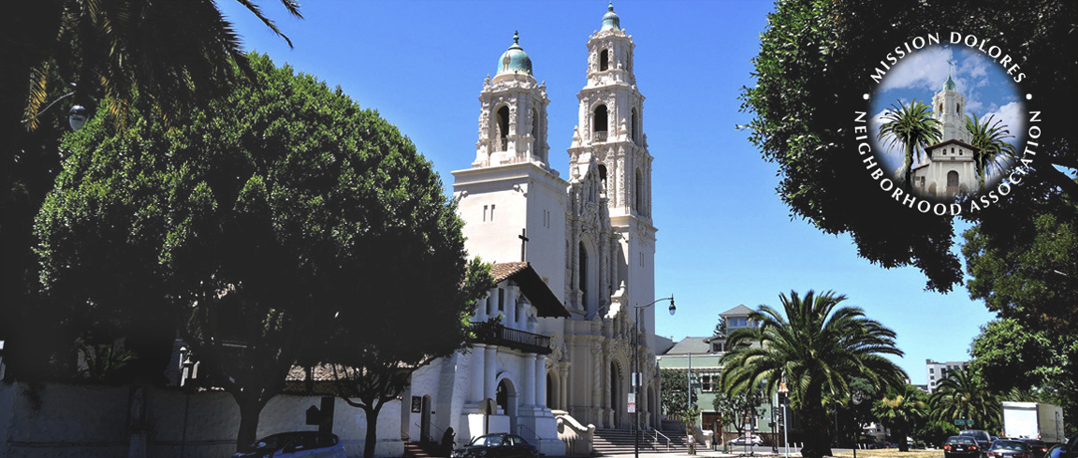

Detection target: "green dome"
[497, 31, 532, 75]
[601, 2, 620, 30]
[944, 75, 956, 90]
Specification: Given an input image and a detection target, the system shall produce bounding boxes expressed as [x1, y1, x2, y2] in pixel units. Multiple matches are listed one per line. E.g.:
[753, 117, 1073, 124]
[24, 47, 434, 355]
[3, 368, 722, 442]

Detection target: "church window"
[957, 103, 961, 114]
[598, 164, 608, 195]
[631, 108, 639, 145]
[498, 288, 505, 312]
[531, 108, 540, 157]
[495, 106, 509, 152]
[939, 103, 943, 113]
[593, 105, 608, 142]
[483, 205, 488, 222]
[578, 242, 588, 309]
[490, 204, 495, 221]
[634, 168, 643, 212]
[600, 49, 609, 71]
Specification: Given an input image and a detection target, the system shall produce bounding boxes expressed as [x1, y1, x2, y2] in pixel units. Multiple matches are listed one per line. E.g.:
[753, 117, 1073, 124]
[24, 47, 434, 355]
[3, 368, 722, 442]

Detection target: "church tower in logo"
[911, 74, 980, 199]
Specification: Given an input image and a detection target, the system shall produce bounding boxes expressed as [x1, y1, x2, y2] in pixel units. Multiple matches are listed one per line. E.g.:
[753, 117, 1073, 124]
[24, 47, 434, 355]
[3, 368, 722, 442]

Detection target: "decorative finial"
[608, 1, 614, 12]
[513, 30, 519, 45]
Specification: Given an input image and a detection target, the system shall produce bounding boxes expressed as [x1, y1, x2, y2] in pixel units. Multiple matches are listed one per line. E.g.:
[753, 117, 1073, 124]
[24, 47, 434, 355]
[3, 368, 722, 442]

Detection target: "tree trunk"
[896, 428, 909, 452]
[797, 395, 832, 458]
[236, 398, 264, 452]
[362, 402, 383, 458]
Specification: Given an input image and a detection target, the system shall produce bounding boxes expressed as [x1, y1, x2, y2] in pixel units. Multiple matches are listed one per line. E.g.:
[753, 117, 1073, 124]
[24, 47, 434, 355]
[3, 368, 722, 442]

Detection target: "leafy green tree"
[322, 260, 493, 458]
[964, 208, 1078, 430]
[876, 99, 940, 188]
[719, 290, 906, 458]
[929, 367, 1000, 433]
[916, 419, 959, 448]
[968, 319, 1061, 394]
[872, 384, 927, 451]
[35, 53, 483, 452]
[1, 0, 303, 382]
[661, 368, 690, 418]
[740, 0, 1078, 292]
[965, 113, 1018, 190]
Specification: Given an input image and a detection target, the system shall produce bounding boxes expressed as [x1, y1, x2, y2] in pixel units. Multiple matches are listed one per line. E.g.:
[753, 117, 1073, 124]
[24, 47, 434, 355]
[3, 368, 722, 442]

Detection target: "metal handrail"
[645, 426, 671, 450]
[518, 423, 544, 440]
[414, 422, 446, 444]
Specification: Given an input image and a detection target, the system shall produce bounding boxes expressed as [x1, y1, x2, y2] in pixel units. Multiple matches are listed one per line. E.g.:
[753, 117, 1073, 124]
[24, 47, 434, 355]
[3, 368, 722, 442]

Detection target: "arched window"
[598, 164, 608, 194]
[593, 104, 608, 142]
[531, 108, 539, 143]
[600, 49, 609, 71]
[578, 242, 588, 308]
[956, 103, 961, 114]
[635, 168, 643, 212]
[496, 106, 509, 152]
[631, 107, 639, 145]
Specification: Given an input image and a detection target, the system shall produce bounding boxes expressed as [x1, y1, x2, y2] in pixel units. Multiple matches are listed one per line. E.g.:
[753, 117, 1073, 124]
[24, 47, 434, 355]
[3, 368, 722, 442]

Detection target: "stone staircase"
[592, 428, 689, 455]
[404, 441, 445, 458]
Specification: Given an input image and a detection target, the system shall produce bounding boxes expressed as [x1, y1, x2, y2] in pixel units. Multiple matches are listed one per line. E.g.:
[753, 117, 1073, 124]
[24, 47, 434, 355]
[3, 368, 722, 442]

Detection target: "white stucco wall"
[0, 381, 402, 458]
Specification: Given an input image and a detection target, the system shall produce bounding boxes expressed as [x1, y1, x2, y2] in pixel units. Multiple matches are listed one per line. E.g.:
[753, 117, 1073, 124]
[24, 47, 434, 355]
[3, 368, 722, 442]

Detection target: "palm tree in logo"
[966, 113, 1018, 190]
[877, 99, 941, 188]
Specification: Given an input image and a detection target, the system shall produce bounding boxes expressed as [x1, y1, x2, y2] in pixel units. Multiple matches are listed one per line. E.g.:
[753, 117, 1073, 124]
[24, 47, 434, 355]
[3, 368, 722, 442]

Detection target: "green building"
[657, 305, 786, 446]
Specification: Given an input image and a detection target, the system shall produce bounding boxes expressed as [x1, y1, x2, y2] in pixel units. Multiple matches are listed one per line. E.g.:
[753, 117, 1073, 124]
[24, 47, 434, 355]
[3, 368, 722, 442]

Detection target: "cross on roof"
[518, 228, 529, 262]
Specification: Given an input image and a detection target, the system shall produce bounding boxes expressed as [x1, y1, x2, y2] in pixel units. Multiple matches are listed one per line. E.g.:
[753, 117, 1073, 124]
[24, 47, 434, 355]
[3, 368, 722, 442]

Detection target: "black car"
[1047, 436, 1078, 458]
[963, 430, 994, 451]
[232, 431, 346, 458]
[1020, 439, 1050, 458]
[989, 440, 1032, 458]
[451, 433, 539, 458]
[946, 436, 984, 458]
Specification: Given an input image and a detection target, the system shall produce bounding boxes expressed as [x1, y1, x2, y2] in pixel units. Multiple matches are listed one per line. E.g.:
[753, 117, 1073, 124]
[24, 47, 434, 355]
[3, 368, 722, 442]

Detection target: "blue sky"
[869, 44, 1026, 177]
[217, 1, 997, 385]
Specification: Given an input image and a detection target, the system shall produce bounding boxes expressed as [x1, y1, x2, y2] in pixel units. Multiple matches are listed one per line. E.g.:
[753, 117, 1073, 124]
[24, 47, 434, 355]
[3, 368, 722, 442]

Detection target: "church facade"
[405, 5, 662, 455]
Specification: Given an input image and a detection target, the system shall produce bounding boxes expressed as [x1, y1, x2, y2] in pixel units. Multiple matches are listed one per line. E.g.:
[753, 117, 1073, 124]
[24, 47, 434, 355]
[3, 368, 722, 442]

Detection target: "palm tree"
[720, 290, 907, 458]
[966, 113, 1018, 190]
[877, 99, 941, 187]
[12, 0, 303, 131]
[873, 383, 927, 452]
[929, 367, 1001, 433]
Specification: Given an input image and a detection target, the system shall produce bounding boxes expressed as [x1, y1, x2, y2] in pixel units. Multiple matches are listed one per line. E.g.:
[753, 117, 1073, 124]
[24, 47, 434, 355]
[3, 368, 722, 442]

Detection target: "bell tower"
[566, 3, 656, 345]
[932, 75, 972, 144]
[474, 32, 552, 170]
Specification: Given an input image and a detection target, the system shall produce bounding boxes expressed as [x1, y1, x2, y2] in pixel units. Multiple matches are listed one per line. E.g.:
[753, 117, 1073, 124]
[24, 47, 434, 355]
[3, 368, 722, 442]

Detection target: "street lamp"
[778, 378, 789, 458]
[633, 295, 675, 458]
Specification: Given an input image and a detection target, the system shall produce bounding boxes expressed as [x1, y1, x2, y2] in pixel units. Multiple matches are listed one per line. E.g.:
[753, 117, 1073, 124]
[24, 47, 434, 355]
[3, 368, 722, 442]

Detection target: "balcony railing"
[471, 323, 552, 354]
[593, 131, 608, 142]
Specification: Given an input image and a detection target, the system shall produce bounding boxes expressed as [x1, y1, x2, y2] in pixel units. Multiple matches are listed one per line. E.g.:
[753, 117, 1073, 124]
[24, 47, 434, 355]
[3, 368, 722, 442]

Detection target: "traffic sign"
[954, 419, 974, 426]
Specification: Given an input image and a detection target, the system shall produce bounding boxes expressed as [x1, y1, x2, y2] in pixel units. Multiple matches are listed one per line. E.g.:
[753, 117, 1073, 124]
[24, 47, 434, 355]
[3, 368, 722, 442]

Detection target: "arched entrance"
[610, 362, 623, 429]
[497, 378, 518, 433]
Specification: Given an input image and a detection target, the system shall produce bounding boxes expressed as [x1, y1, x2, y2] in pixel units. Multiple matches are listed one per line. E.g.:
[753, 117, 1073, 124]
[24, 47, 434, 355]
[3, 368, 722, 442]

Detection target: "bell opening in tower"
[600, 49, 609, 71]
[593, 105, 608, 142]
[496, 106, 509, 152]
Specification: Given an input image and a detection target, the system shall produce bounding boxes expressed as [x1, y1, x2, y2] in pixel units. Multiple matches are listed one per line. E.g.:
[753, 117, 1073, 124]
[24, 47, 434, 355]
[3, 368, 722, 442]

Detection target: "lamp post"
[778, 378, 789, 458]
[633, 296, 675, 458]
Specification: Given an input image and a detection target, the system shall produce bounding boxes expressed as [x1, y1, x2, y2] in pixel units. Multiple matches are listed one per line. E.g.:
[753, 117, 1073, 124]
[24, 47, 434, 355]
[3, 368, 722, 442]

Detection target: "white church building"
[910, 75, 980, 199]
[405, 4, 663, 455]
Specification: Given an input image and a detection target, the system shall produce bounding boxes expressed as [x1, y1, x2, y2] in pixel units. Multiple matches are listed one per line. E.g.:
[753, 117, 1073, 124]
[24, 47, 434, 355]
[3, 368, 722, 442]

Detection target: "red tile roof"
[490, 262, 570, 318]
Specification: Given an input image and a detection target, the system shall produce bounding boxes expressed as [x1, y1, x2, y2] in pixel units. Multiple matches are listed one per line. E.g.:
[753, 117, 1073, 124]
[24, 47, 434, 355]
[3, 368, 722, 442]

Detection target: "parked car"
[729, 435, 765, 446]
[989, 439, 1033, 458]
[232, 431, 346, 458]
[962, 430, 994, 450]
[451, 433, 539, 458]
[945, 435, 984, 458]
[1020, 439, 1050, 458]
[1047, 436, 1078, 458]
